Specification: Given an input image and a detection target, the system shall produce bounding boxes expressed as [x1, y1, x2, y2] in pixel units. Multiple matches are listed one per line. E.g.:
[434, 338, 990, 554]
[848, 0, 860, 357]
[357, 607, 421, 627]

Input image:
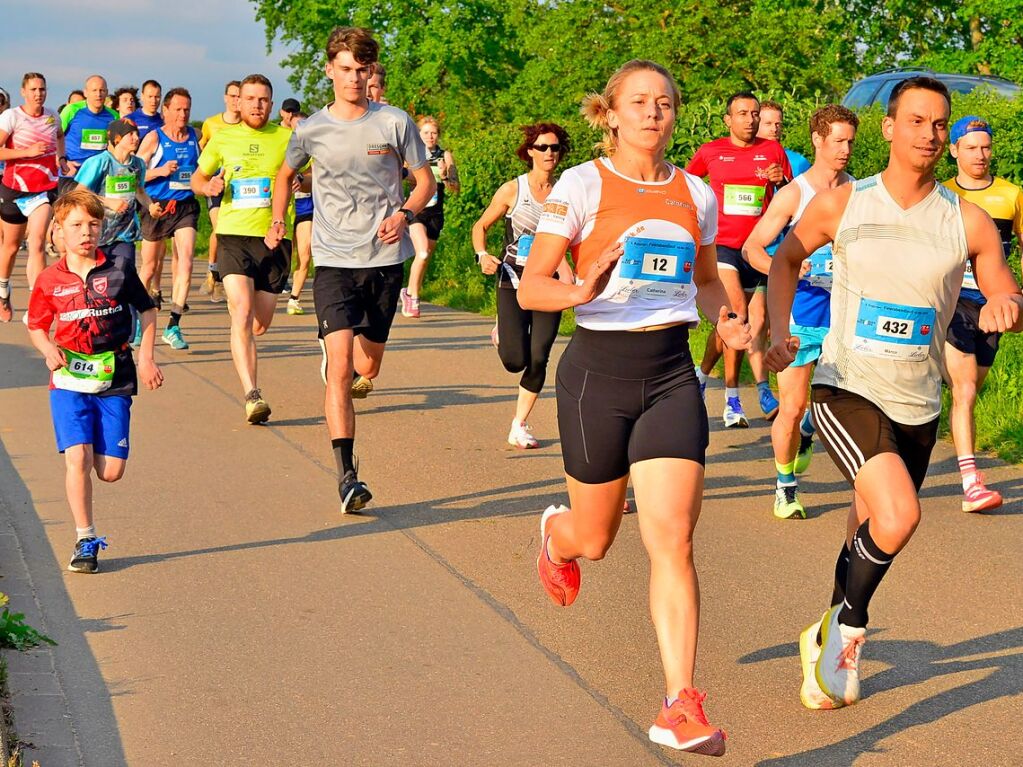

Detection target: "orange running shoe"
[536, 505, 580, 606]
[648, 688, 726, 756]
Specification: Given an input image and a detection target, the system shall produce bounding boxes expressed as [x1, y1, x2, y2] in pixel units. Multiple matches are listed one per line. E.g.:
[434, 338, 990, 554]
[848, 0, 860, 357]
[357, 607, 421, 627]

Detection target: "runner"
[26, 188, 163, 574]
[471, 122, 572, 449]
[0, 72, 66, 322]
[192, 74, 292, 424]
[61, 76, 118, 190]
[942, 116, 1023, 512]
[367, 64, 387, 104]
[60, 90, 85, 117]
[74, 119, 163, 265]
[113, 86, 138, 119]
[398, 116, 459, 318]
[287, 110, 313, 316]
[198, 80, 242, 303]
[279, 98, 302, 128]
[758, 100, 811, 178]
[744, 104, 858, 520]
[127, 80, 164, 140]
[268, 26, 434, 512]
[138, 87, 201, 350]
[687, 92, 790, 426]
[518, 59, 751, 755]
[765, 77, 1023, 711]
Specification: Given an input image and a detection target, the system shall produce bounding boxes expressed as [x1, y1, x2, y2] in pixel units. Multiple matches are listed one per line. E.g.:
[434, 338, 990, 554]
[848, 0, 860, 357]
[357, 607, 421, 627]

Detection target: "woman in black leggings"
[471, 123, 573, 448]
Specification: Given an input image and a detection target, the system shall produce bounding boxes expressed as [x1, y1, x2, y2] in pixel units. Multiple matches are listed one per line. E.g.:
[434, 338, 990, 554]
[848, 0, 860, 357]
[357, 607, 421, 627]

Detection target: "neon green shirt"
[197, 122, 293, 236]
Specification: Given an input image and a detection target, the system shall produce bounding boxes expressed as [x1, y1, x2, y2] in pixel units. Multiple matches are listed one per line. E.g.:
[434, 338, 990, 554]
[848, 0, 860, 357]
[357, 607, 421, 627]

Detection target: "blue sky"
[1, 0, 310, 120]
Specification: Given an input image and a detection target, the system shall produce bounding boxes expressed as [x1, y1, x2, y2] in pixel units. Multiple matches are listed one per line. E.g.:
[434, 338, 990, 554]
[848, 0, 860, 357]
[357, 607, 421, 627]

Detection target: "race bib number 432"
[852, 298, 935, 362]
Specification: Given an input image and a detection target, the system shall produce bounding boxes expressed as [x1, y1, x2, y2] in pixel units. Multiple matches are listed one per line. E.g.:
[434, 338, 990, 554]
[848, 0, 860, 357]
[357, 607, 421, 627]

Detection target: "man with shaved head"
[60, 75, 118, 192]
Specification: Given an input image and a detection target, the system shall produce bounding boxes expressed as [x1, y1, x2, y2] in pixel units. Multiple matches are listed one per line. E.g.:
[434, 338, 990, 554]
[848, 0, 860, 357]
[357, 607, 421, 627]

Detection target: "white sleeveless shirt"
[813, 174, 968, 424]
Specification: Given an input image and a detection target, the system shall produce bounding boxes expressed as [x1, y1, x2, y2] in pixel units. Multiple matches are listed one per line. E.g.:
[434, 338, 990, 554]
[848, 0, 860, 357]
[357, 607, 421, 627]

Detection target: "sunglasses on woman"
[531, 143, 562, 153]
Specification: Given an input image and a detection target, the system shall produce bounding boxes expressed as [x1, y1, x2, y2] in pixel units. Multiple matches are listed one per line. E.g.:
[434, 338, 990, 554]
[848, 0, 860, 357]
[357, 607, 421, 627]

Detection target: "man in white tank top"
[743, 105, 858, 524]
[765, 77, 1022, 711]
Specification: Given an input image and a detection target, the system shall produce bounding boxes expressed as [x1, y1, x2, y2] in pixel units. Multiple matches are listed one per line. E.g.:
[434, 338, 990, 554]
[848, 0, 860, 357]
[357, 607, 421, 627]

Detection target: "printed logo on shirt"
[542, 200, 569, 218]
[717, 156, 735, 162]
[52, 284, 81, 297]
[665, 198, 694, 210]
[636, 188, 665, 195]
[93, 276, 108, 295]
[249, 144, 260, 154]
[117, 438, 128, 448]
[366, 143, 390, 155]
[754, 154, 768, 162]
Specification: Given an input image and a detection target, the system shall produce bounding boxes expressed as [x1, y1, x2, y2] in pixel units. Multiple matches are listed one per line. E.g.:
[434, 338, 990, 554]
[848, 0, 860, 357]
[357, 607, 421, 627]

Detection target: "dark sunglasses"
[531, 143, 562, 153]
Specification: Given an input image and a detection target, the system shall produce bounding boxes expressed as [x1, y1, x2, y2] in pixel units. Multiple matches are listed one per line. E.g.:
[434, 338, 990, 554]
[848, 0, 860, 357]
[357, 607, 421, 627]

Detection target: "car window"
[843, 81, 881, 109]
[872, 77, 910, 109]
[942, 78, 977, 96]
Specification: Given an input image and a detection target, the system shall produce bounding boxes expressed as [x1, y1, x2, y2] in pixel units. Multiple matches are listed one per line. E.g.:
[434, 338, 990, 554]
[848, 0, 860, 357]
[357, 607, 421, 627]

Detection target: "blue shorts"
[791, 323, 828, 368]
[49, 390, 132, 459]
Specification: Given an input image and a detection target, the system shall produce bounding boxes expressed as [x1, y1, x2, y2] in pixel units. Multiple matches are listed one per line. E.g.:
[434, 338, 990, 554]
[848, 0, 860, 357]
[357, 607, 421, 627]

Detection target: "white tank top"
[498, 175, 544, 289]
[813, 174, 968, 424]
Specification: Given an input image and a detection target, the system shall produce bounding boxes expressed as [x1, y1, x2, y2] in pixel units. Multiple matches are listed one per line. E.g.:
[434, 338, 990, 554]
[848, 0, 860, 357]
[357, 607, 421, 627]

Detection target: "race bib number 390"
[230, 177, 272, 209]
[852, 298, 935, 362]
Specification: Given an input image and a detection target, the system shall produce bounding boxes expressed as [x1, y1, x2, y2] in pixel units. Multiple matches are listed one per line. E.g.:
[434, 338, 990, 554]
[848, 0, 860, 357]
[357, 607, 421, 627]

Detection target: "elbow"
[517, 278, 536, 309]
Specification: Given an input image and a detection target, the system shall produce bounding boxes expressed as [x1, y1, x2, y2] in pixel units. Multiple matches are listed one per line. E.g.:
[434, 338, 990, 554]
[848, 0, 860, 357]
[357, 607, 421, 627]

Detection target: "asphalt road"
[0, 274, 1020, 767]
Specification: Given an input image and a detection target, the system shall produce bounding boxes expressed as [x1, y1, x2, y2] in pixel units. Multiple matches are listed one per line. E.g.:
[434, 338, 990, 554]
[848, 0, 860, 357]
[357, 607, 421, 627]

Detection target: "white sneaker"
[815, 605, 866, 706]
[286, 298, 305, 315]
[722, 396, 749, 428]
[508, 420, 539, 449]
[800, 614, 840, 710]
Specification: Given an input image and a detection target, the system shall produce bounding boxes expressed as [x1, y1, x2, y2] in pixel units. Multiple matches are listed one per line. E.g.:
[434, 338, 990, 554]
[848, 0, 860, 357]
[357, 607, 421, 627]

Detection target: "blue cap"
[950, 115, 992, 145]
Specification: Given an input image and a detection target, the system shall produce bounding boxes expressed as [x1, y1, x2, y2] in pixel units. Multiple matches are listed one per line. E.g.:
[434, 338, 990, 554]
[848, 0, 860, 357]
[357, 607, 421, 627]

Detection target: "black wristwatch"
[399, 207, 414, 224]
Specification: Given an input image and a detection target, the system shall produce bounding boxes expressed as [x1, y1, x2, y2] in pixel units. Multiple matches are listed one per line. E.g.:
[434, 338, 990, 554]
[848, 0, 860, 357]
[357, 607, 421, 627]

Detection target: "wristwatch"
[399, 208, 414, 224]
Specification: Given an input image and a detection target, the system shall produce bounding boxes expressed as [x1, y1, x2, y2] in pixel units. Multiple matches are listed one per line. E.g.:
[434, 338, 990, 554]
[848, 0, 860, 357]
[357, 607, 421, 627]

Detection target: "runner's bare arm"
[694, 243, 752, 352]
[27, 328, 65, 371]
[136, 307, 164, 390]
[442, 150, 460, 194]
[519, 232, 618, 312]
[266, 163, 298, 248]
[742, 182, 799, 275]
[405, 164, 437, 215]
[964, 200, 1023, 333]
[471, 180, 516, 275]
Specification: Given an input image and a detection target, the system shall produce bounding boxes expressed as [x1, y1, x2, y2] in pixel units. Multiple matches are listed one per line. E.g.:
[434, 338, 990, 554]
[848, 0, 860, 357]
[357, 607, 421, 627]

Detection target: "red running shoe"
[648, 688, 726, 756]
[536, 505, 579, 606]
[962, 474, 1002, 513]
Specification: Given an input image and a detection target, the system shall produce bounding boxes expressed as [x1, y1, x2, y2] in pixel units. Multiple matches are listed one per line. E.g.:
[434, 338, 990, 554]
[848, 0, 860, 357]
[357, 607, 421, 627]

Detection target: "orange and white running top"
[535, 158, 716, 331]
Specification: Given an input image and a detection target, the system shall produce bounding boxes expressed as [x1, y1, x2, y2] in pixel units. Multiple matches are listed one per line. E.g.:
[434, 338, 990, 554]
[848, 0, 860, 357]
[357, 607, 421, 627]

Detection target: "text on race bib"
[723, 184, 765, 216]
[14, 192, 49, 218]
[515, 234, 534, 266]
[807, 245, 834, 290]
[230, 177, 272, 209]
[105, 174, 136, 200]
[52, 349, 115, 394]
[961, 259, 978, 291]
[169, 169, 192, 191]
[852, 298, 936, 363]
[81, 129, 107, 151]
[619, 237, 695, 285]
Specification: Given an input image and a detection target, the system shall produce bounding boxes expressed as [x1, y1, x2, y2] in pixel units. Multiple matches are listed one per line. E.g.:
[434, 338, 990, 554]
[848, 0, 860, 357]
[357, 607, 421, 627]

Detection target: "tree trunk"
[970, 15, 992, 75]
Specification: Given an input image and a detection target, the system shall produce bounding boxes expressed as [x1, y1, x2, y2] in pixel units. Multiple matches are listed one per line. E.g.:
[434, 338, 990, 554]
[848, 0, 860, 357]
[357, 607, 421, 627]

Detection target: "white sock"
[695, 368, 708, 385]
[76, 525, 96, 541]
[0, 279, 9, 299]
[725, 387, 740, 400]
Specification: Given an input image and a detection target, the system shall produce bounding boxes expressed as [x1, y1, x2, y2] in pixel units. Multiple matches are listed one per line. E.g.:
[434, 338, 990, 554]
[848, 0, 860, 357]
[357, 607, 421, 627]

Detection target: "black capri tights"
[496, 287, 562, 394]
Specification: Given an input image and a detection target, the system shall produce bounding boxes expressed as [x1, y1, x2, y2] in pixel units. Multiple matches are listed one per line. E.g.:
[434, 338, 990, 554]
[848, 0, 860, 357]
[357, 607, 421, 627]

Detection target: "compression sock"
[957, 455, 977, 490]
[800, 409, 815, 438]
[290, 294, 299, 302]
[168, 308, 182, 329]
[838, 521, 895, 628]
[332, 438, 355, 478]
[775, 459, 796, 487]
[831, 542, 851, 607]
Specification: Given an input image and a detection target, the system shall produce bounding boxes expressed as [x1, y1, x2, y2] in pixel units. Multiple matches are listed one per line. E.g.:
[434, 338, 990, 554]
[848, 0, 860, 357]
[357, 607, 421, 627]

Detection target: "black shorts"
[140, 197, 200, 241]
[717, 244, 766, 292]
[313, 263, 404, 344]
[946, 296, 1000, 368]
[556, 325, 709, 484]
[0, 183, 57, 225]
[295, 211, 313, 226]
[411, 207, 444, 241]
[206, 193, 224, 211]
[57, 176, 79, 197]
[810, 385, 938, 491]
[216, 234, 291, 293]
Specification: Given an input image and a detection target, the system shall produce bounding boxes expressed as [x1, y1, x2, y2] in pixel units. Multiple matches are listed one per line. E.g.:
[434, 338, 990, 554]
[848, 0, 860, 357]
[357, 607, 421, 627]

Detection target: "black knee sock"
[830, 542, 851, 607]
[837, 521, 894, 628]
[332, 438, 355, 478]
[168, 312, 181, 329]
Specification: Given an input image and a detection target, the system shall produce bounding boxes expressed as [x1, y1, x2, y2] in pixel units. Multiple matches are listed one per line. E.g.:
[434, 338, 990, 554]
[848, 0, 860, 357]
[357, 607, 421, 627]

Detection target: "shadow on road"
[739, 626, 1023, 766]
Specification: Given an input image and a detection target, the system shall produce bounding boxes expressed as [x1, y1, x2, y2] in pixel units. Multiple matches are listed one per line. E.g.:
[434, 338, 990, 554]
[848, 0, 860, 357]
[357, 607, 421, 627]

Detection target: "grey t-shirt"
[285, 102, 429, 268]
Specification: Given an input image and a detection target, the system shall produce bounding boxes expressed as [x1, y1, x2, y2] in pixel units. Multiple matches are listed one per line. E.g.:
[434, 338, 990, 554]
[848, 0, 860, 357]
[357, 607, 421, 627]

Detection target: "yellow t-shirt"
[942, 176, 1023, 257]
[197, 122, 293, 236]
[199, 113, 241, 150]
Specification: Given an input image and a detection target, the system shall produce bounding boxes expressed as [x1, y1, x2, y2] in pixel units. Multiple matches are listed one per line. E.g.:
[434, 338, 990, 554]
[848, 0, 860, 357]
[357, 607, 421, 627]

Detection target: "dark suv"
[842, 68, 1020, 109]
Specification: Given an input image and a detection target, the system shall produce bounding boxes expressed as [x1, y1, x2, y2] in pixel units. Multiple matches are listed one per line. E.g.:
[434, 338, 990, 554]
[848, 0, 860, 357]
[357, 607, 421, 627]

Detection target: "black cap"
[107, 118, 139, 144]
[281, 98, 301, 114]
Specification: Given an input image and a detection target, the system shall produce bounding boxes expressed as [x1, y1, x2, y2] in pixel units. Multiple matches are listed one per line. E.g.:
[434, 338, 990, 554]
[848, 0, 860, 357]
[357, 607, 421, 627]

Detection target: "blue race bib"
[807, 245, 834, 290]
[619, 237, 695, 285]
[229, 177, 271, 209]
[853, 298, 935, 362]
[515, 234, 534, 266]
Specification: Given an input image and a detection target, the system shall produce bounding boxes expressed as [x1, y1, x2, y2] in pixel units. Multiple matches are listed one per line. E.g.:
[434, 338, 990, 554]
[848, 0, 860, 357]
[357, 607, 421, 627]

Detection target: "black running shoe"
[339, 470, 372, 514]
[68, 536, 108, 574]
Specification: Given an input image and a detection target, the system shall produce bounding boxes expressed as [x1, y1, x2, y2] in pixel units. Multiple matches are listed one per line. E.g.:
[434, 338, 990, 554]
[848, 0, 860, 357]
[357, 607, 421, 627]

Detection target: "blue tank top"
[789, 175, 837, 328]
[145, 127, 199, 201]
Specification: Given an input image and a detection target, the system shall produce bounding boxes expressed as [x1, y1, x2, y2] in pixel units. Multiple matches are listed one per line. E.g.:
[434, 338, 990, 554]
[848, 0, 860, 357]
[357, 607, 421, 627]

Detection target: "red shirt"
[0, 107, 59, 192]
[28, 251, 154, 395]
[686, 137, 791, 249]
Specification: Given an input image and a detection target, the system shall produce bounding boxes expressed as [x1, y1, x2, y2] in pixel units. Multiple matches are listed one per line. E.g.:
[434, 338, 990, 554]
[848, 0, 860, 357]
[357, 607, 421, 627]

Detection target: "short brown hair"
[240, 74, 273, 97]
[887, 76, 950, 118]
[326, 27, 379, 65]
[54, 188, 104, 224]
[371, 63, 387, 86]
[516, 123, 572, 166]
[225, 80, 241, 94]
[581, 60, 681, 156]
[810, 104, 859, 139]
[760, 100, 783, 116]
[22, 72, 46, 87]
[163, 87, 192, 107]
